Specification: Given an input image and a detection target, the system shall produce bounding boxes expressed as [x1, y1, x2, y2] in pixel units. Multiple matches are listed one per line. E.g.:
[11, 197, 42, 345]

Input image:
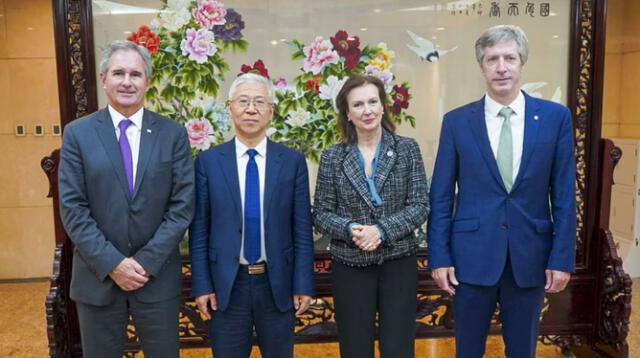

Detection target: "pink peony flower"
[303, 36, 339, 75]
[185, 118, 214, 150]
[273, 77, 287, 90]
[364, 65, 393, 93]
[192, 0, 227, 30]
[180, 28, 217, 64]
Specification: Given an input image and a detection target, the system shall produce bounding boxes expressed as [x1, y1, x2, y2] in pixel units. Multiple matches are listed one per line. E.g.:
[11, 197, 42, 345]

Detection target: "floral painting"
[126, 0, 247, 155]
[126, 2, 415, 161]
[260, 30, 416, 162]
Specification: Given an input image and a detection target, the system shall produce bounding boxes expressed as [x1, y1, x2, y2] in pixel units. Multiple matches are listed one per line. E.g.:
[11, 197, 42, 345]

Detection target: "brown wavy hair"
[335, 74, 396, 144]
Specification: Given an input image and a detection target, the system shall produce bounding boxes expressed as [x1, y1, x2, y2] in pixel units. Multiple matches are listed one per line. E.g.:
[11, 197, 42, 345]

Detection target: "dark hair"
[335, 74, 395, 144]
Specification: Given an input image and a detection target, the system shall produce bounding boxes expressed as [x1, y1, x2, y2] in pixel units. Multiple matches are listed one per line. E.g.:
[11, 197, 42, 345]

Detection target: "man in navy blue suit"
[189, 73, 315, 358]
[428, 25, 576, 357]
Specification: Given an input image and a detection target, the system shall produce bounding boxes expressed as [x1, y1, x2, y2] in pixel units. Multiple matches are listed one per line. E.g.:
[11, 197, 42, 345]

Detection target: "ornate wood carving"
[590, 140, 632, 358]
[570, 0, 594, 265]
[597, 229, 632, 354]
[51, 0, 97, 128]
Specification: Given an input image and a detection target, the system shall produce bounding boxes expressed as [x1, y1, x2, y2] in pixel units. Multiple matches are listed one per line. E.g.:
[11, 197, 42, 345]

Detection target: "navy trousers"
[209, 269, 295, 358]
[453, 258, 546, 358]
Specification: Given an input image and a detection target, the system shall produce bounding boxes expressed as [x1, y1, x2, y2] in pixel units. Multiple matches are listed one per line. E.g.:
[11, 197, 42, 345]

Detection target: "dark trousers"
[75, 293, 180, 358]
[453, 258, 546, 358]
[332, 254, 418, 358]
[209, 270, 295, 358]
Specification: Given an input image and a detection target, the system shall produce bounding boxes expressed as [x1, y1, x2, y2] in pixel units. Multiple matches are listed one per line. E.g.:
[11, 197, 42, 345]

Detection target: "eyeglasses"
[229, 96, 273, 111]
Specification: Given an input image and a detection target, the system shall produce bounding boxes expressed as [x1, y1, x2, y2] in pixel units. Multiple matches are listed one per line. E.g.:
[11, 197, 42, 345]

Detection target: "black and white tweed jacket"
[312, 130, 430, 266]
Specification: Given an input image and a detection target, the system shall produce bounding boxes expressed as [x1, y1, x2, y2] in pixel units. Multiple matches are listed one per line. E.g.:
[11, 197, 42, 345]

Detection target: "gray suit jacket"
[313, 130, 429, 266]
[58, 107, 195, 306]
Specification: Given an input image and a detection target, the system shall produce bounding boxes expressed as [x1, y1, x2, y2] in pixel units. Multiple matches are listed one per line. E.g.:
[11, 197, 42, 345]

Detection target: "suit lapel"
[132, 110, 158, 199]
[374, 130, 397, 193]
[468, 97, 504, 187]
[511, 94, 541, 192]
[217, 140, 242, 220]
[342, 144, 376, 211]
[263, 140, 283, 222]
[94, 108, 130, 199]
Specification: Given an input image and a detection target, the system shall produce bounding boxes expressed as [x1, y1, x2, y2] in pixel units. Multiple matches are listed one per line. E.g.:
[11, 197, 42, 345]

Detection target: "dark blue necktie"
[244, 149, 260, 264]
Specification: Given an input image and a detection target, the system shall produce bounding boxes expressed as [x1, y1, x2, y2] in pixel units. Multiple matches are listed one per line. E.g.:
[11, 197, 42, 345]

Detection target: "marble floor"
[1, 280, 637, 357]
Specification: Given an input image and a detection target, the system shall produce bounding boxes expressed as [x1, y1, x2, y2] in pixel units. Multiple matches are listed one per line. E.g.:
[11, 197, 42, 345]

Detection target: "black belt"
[239, 263, 266, 275]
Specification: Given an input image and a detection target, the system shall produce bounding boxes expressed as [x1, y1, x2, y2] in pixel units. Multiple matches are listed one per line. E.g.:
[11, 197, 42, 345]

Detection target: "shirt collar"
[108, 105, 144, 130]
[235, 136, 268, 159]
[484, 90, 525, 117]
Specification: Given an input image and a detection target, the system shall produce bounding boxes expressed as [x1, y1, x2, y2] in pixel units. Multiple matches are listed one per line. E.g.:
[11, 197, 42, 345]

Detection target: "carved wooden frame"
[43, 0, 631, 357]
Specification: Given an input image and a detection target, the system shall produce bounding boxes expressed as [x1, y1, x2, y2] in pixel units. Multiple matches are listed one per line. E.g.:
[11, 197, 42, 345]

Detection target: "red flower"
[239, 59, 269, 78]
[330, 30, 361, 69]
[306, 75, 321, 94]
[127, 25, 160, 54]
[390, 84, 410, 115]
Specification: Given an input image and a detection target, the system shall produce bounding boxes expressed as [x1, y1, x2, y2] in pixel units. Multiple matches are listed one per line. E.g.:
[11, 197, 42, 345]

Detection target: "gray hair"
[475, 25, 529, 65]
[228, 73, 275, 103]
[99, 41, 152, 78]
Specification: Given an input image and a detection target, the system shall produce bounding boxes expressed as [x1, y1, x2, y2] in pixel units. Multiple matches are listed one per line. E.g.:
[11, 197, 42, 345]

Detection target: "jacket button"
[128, 242, 132, 248]
[501, 224, 509, 230]
[509, 196, 514, 201]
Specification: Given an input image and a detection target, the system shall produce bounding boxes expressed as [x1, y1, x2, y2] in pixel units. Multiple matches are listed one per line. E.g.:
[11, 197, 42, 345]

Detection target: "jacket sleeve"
[292, 153, 316, 297]
[58, 124, 125, 281]
[547, 107, 577, 272]
[376, 139, 430, 245]
[312, 148, 354, 242]
[188, 154, 215, 297]
[427, 116, 458, 269]
[132, 126, 195, 277]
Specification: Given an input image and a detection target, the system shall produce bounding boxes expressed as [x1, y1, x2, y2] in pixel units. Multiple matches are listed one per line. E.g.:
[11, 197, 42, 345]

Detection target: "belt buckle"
[247, 263, 265, 275]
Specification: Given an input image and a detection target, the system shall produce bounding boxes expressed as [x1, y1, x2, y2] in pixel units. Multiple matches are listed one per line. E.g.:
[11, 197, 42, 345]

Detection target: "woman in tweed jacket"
[313, 75, 429, 358]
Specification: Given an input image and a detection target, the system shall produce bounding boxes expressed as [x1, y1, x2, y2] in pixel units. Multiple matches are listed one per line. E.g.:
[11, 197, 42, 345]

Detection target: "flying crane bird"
[406, 30, 458, 63]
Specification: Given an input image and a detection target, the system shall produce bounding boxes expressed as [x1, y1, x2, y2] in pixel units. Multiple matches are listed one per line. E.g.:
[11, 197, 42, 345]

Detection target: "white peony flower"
[319, 75, 347, 112]
[319, 75, 347, 101]
[286, 108, 311, 128]
[160, 7, 191, 32]
[167, 0, 192, 10]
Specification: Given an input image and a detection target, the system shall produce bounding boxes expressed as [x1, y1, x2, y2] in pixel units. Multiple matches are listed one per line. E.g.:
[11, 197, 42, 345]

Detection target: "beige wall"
[0, 0, 59, 279]
[603, 0, 640, 138]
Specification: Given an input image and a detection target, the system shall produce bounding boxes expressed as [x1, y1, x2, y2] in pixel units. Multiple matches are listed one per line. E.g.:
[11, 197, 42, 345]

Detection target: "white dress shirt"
[235, 136, 268, 264]
[484, 91, 525, 181]
[109, 105, 143, 183]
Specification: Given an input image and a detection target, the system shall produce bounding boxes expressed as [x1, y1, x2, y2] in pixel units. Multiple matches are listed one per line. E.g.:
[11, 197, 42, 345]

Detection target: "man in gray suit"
[58, 41, 195, 358]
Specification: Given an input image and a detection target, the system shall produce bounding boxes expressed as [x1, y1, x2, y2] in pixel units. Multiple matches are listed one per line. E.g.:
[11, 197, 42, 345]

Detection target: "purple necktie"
[118, 119, 134, 197]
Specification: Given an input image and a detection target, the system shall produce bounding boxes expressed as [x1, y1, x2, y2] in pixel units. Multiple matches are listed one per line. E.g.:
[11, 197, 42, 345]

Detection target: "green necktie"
[497, 106, 514, 192]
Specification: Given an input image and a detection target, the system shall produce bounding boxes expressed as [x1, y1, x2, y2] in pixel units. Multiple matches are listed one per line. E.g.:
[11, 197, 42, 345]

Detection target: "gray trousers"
[75, 293, 180, 358]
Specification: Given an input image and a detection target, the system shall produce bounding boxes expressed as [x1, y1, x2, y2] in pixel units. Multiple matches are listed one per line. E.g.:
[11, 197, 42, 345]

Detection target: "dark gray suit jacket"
[313, 130, 430, 266]
[58, 107, 195, 306]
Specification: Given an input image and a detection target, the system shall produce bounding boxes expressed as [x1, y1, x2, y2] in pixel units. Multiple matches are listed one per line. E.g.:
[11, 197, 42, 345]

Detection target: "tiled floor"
[1, 280, 637, 357]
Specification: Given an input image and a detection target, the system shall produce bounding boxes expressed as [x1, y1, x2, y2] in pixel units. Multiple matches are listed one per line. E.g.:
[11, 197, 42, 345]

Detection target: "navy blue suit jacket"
[189, 139, 315, 312]
[427, 92, 576, 287]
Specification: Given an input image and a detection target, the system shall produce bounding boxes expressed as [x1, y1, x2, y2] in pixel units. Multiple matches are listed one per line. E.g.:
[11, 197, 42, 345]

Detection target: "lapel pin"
[387, 150, 394, 157]
[147, 129, 152, 133]
[533, 115, 539, 121]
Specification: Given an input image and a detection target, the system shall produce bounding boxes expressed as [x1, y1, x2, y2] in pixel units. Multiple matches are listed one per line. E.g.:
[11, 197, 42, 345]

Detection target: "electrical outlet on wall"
[15, 124, 25, 136]
[52, 124, 61, 136]
[34, 124, 44, 136]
